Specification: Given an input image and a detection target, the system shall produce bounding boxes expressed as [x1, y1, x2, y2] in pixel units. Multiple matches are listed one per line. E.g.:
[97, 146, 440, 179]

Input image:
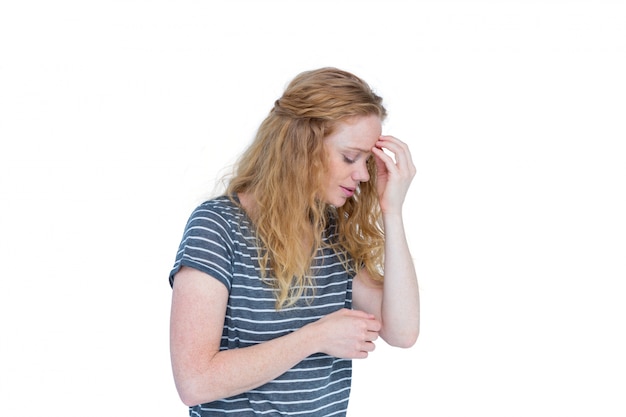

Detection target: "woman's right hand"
[307, 308, 381, 359]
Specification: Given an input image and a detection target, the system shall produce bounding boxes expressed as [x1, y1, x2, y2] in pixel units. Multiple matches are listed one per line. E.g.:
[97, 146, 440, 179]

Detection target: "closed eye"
[343, 155, 356, 164]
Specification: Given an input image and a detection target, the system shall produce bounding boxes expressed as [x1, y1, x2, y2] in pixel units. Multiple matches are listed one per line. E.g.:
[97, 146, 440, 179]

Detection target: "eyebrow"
[347, 146, 372, 153]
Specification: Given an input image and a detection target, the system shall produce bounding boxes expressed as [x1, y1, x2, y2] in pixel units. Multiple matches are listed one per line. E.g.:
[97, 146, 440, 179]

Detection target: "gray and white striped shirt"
[169, 196, 355, 416]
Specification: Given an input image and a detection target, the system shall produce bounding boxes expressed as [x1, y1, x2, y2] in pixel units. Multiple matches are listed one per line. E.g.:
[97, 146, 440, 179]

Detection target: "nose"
[352, 160, 370, 183]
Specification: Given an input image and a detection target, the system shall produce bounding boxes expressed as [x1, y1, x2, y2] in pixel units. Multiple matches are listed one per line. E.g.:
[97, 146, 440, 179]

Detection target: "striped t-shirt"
[169, 196, 355, 416]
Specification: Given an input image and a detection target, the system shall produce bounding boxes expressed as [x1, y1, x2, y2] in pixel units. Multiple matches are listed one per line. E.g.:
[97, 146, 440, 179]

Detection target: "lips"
[340, 186, 355, 198]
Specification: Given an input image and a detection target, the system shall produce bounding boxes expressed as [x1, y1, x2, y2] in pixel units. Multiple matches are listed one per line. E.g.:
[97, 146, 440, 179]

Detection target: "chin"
[322, 192, 349, 208]
[330, 198, 348, 208]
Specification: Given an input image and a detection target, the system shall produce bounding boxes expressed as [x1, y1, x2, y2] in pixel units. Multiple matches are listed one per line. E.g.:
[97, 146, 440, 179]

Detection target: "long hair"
[226, 67, 387, 309]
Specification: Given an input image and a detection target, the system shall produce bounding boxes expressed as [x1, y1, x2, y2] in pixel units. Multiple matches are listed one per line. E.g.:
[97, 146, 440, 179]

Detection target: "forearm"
[380, 212, 420, 347]
[172, 264, 380, 408]
[176, 324, 319, 406]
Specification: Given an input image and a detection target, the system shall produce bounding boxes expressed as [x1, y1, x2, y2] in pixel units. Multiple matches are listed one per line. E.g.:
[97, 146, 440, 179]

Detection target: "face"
[322, 114, 382, 207]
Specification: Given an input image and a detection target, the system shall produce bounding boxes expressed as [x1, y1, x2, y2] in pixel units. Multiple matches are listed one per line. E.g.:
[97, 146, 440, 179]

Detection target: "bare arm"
[353, 213, 420, 348]
[170, 266, 381, 406]
[353, 135, 420, 348]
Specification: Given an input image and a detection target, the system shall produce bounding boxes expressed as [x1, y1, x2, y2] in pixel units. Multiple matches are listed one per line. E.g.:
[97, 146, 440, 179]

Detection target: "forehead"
[326, 115, 382, 150]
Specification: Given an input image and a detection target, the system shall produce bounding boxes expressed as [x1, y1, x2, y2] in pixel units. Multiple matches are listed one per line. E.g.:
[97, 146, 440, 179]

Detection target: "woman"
[169, 67, 419, 416]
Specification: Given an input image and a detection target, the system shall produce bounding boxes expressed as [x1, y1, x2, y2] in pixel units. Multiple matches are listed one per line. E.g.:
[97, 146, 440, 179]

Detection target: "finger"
[378, 135, 413, 160]
[347, 309, 377, 320]
[376, 136, 414, 171]
[371, 145, 398, 173]
[378, 135, 407, 148]
[366, 331, 379, 342]
[377, 146, 415, 180]
[362, 340, 377, 353]
[374, 142, 405, 171]
[371, 148, 389, 174]
[365, 318, 382, 331]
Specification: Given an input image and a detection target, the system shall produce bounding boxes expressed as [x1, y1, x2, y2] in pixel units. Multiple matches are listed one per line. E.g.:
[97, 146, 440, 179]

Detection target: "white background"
[1, 1, 625, 415]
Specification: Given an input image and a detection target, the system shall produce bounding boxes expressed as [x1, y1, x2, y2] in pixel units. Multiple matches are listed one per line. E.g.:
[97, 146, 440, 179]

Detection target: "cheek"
[325, 159, 347, 182]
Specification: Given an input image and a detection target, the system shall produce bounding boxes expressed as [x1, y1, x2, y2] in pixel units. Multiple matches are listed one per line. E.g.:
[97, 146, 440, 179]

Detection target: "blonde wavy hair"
[226, 67, 387, 309]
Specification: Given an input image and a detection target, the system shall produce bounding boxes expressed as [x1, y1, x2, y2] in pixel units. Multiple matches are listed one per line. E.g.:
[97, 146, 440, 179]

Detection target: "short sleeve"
[168, 202, 234, 290]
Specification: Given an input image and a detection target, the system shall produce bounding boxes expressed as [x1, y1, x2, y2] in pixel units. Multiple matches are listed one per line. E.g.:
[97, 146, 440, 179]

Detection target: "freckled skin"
[322, 115, 382, 207]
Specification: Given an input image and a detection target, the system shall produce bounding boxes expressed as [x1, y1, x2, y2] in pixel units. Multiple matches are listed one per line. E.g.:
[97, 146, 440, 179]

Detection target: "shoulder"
[192, 195, 241, 219]
[187, 196, 246, 229]
[179, 196, 255, 248]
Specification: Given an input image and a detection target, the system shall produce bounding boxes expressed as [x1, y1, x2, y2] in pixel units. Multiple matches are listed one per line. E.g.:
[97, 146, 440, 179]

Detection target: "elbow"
[179, 391, 200, 408]
[180, 395, 198, 408]
[384, 325, 420, 349]
[175, 378, 219, 407]
[177, 384, 203, 407]
[390, 332, 419, 349]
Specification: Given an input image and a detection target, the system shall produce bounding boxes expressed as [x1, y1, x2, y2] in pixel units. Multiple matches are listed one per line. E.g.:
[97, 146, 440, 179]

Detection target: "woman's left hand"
[371, 135, 416, 215]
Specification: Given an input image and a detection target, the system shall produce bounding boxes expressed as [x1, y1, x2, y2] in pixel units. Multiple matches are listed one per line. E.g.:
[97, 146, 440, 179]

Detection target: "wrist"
[298, 320, 324, 356]
[381, 210, 404, 224]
